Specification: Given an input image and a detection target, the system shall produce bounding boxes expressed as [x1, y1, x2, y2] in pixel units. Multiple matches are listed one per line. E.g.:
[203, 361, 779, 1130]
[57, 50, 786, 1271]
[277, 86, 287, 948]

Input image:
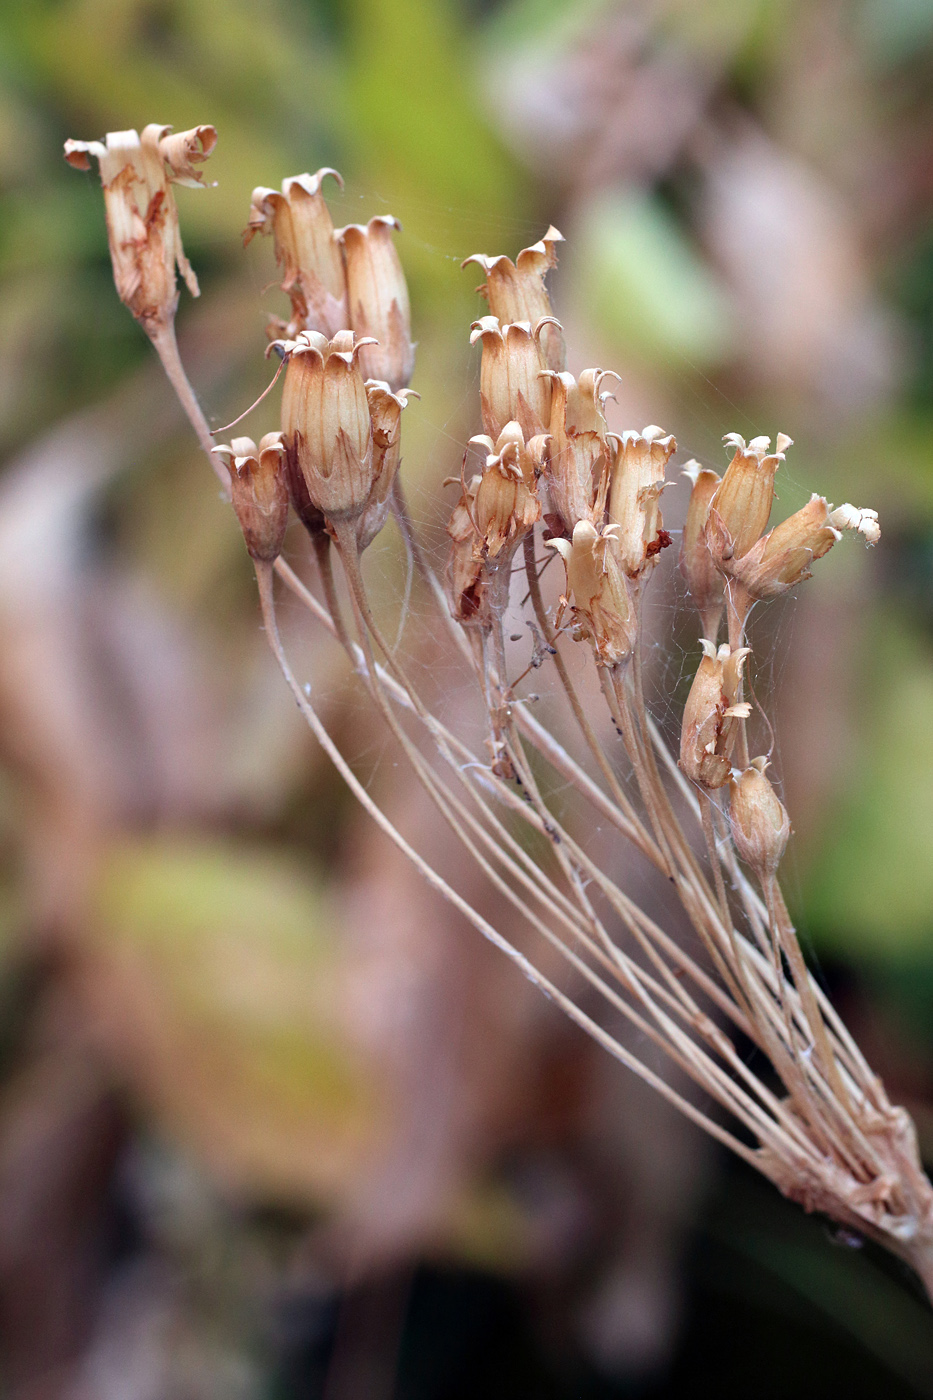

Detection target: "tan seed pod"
[728, 758, 791, 880]
[468, 422, 544, 559]
[548, 520, 636, 668]
[245, 170, 348, 338]
[706, 432, 791, 566]
[445, 476, 489, 627]
[680, 461, 724, 639]
[338, 216, 415, 391]
[275, 330, 376, 523]
[64, 123, 217, 334]
[462, 227, 565, 371]
[356, 380, 418, 552]
[730, 494, 881, 600]
[469, 316, 553, 441]
[606, 426, 675, 577]
[212, 433, 289, 562]
[679, 641, 751, 789]
[540, 367, 618, 536]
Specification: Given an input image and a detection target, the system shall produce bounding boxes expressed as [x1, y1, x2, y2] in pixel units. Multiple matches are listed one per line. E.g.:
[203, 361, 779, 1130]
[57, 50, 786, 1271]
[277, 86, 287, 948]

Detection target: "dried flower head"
[245, 170, 348, 338]
[337, 217, 414, 391]
[680, 461, 725, 641]
[540, 368, 618, 537]
[463, 227, 565, 371]
[606, 426, 675, 577]
[679, 641, 752, 789]
[356, 380, 418, 552]
[470, 316, 553, 441]
[728, 758, 791, 881]
[275, 329, 376, 523]
[468, 422, 545, 559]
[548, 520, 636, 667]
[64, 123, 217, 334]
[212, 432, 289, 562]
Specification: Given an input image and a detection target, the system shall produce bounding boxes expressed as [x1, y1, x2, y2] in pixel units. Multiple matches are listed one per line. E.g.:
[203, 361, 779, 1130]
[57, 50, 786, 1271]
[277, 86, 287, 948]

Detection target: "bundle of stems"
[66, 124, 933, 1300]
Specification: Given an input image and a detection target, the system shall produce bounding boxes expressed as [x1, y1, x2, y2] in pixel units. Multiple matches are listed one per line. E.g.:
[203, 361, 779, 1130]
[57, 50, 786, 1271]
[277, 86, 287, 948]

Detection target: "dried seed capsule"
[548, 520, 636, 667]
[468, 421, 545, 558]
[445, 476, 489, 627]
[680, 462, 724, 640]
[462, 228, 565, 371]
[64, 123, 216, 334]
[540, 367, 618, 536]
[212, 433, 289, 562]
[337, 216, 415, 391]
[606, 426, 675, 577]
[728, 758, 791, 880]
[275, 330, 376, 523]
[356, 380, 418, 552]
[730, 493, 880, 599]
[469, 316, 553, 441]
[245, 170, 348, 338]
[679, 641, 751, 789]
[706, 432, 792, 566]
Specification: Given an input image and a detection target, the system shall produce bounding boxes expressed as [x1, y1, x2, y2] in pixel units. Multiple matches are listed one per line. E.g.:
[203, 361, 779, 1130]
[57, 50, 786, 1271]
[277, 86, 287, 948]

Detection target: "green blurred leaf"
[570, 187, 733, 369]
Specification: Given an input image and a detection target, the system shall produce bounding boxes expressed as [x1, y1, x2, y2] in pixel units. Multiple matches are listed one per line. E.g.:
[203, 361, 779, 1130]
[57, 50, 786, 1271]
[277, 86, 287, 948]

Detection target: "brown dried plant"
[66, 125, 933, 1301]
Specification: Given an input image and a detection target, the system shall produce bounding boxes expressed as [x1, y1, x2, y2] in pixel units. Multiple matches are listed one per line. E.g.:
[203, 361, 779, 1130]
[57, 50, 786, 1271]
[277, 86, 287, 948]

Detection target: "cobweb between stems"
[149, 322, 933, 1308]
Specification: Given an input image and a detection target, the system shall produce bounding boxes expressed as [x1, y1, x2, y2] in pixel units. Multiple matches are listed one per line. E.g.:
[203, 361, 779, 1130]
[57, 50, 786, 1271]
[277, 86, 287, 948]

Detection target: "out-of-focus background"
[2, 0, 933, 1395]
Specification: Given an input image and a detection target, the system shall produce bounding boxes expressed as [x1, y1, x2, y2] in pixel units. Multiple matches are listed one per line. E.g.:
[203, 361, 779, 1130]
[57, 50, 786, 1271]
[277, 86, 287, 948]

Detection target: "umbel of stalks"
[64, 124, 217, 336]
[72, 128, 933, 1305]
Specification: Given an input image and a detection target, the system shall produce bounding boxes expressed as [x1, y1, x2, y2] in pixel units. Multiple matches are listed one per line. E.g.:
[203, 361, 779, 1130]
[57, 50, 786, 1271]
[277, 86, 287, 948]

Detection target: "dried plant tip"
[730, 494, 879, 600]
[540, 367, 618, 536]
[548, 520, 636, 667]
[246, 171, 348, 338]
[829, 503, 881, 545]
[337, 217, 415, 391]
[276, 330, 376, 523]
[706, 432, 791, 567]
[212, 432, 289, 562]
[470, 316, 553, 441]
[606, 426, 675, 577]
[468, 421, 545, 558]
[680, 461, 725, 639]
[64, 123, 217, 333]
[679, 640, 751, 789]
[463, 227, 565, 370]
[357, 381, 418, 551]
[445, 475, 489, 627]
[728, 757, 790, 881]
